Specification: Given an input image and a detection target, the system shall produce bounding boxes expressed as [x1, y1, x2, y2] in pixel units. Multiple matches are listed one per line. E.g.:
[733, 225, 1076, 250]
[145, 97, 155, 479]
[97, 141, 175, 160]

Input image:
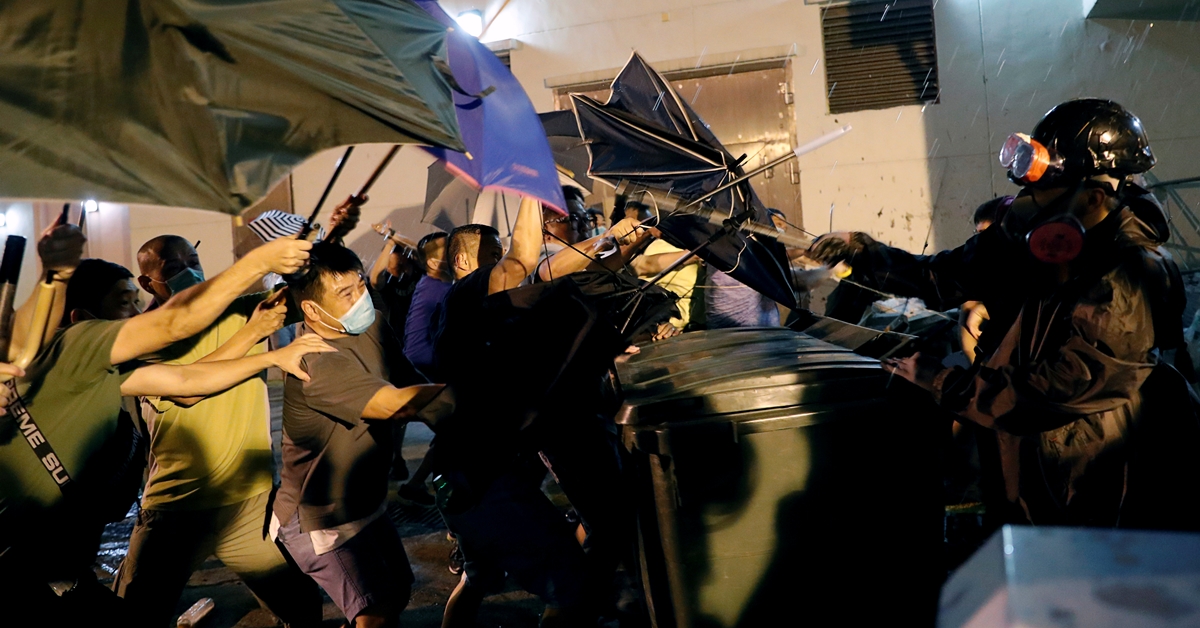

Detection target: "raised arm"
[807, 227, 1018, 311]
[163, 296, 287, 407]
[630, 248, 700, 277]
[121, 334, 334, 397]
[6, 224, 86, 363]
[489, 197, 543, 295]
[111, 238, 311, 365]
[535, 217, 649, 282]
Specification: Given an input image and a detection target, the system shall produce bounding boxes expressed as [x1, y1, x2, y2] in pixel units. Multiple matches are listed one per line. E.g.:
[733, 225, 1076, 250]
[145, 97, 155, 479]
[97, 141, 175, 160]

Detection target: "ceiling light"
[456, 10, 484, 38]
[84, 199, 99, 212]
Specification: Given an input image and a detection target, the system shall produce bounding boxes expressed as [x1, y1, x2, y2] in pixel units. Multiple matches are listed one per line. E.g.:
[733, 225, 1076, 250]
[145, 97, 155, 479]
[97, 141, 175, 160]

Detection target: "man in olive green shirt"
[0, 224, 324, 627]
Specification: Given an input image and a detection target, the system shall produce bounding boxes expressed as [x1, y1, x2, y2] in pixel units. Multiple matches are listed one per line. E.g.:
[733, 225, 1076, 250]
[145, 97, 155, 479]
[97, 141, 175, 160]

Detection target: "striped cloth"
[247, 209, 325, 242]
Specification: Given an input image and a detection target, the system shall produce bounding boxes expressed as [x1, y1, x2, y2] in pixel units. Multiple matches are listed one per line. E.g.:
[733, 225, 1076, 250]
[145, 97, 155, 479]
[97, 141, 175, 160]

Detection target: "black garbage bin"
[615, 327, 943, 627]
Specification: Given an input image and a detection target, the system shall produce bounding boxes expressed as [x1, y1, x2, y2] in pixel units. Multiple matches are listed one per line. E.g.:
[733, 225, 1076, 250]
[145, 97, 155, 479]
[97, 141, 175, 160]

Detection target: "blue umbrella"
[413, 1, 567, 214]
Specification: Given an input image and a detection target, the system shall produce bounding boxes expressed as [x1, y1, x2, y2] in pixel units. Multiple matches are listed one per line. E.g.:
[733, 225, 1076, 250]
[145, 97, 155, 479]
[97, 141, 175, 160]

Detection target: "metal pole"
[299, 146, 355, 240]
[682, 151, 797, 210]
[681, 125, 851, 211]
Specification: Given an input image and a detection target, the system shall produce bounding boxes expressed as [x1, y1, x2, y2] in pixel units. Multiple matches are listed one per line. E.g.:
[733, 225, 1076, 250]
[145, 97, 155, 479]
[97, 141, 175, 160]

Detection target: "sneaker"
[396, 482, 436, 507]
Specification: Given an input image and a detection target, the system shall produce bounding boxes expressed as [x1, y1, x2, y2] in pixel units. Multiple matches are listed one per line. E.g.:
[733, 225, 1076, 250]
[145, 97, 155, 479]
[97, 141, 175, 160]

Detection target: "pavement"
[95, 382, 545, 628]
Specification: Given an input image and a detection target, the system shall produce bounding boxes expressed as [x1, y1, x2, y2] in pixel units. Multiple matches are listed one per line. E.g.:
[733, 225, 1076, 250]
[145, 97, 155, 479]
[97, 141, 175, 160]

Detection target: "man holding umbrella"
[432, 196, 607, 627]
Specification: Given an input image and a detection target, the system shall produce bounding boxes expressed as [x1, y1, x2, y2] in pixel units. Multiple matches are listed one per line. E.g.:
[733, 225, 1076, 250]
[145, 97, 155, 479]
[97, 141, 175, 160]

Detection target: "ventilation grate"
[822, 0, 939, 114]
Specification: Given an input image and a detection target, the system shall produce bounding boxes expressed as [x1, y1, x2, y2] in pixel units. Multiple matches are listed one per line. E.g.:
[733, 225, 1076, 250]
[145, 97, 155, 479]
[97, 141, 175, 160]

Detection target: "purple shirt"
[403, 274, 452, 377]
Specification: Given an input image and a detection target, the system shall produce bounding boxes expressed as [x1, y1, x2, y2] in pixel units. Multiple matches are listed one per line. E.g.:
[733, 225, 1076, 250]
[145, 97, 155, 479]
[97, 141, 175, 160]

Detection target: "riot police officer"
[809, 99, 1199, 530]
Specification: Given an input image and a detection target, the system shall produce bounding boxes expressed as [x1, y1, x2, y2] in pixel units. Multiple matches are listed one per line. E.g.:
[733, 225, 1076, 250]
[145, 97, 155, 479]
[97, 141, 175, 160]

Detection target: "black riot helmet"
[999, 99, 1155, 191]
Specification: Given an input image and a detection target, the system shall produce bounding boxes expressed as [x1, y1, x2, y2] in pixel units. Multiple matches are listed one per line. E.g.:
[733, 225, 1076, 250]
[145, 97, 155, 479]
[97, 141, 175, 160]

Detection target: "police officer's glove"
[807, 231, 874, 266]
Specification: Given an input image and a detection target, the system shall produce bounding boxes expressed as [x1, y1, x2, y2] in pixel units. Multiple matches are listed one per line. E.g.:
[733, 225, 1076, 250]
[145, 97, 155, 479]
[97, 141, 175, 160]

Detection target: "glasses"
[545, 213, 596, 228]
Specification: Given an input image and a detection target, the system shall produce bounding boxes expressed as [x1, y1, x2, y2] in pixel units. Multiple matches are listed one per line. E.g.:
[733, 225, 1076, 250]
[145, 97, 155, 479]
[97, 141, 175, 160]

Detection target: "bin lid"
[615, 328, 885, 426]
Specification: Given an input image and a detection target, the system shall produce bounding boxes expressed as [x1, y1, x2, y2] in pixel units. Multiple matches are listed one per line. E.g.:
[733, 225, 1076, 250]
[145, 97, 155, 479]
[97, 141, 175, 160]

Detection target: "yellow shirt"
[140, 294, 274, 511]
[640, 240, 697, 329]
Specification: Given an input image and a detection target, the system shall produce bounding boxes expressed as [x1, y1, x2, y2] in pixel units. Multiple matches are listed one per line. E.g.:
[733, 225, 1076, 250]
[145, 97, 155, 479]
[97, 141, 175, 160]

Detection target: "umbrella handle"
[300, 146, 355, 240]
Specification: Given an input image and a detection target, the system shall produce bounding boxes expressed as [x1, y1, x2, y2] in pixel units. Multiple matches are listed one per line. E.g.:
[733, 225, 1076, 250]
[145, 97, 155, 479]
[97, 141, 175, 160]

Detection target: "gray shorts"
[276, 511, 414, 621]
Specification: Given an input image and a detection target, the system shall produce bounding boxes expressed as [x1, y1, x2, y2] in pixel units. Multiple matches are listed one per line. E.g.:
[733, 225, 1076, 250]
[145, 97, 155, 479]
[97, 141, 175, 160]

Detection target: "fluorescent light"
[456, 10, 484, 38]
[84, 199, 99, 213]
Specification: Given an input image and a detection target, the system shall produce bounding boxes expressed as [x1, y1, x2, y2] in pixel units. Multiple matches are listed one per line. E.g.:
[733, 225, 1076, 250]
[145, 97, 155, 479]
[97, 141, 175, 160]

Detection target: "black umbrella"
[603, 52, 767, 217]
[0, 0, 464, 213]
[570, 55, 799, 308]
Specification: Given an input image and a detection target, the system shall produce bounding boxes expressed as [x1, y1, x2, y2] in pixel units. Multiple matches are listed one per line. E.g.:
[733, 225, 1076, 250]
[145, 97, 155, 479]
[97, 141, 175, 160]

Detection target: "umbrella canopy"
[603, 52, 767, 216]
[571, 55, 798, 308]
[0, 0, 465, 214]
[424, 160, 574, 240]
[540, 111, 593, 192]
[413, 0, 566, 214]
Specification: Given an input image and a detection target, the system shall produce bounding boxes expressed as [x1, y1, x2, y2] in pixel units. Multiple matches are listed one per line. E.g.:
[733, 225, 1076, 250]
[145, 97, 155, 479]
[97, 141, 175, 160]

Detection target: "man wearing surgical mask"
[122, 198, 363, 625]
[274, 242, 452, 628]
[120, 234, 324, 627]
[807, 99, 1199, 532]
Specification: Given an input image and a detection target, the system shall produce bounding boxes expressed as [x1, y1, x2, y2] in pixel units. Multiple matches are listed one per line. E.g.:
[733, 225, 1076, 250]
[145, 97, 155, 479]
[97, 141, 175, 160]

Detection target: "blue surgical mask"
[165, 267, 205, 295]
[315, 288, 375, 335]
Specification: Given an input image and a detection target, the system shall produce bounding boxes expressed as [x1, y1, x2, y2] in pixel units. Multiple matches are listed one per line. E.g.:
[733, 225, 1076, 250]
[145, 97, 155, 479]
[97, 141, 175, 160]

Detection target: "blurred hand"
[248, 294, 288, 340]
[0, 364, 25, 414]
[807, 231, 870, 266]
[327, 194, 368, 242]
[651, 322, 681, 342]
[250, 237, 312, 277]
[372, 220, 393, 238]
[881, 352, 943, 392]
[270, 334, 336, 382]
[37, 224, 86, 275]
[414, 384, 456, 428]
[607, 217, 643, 245]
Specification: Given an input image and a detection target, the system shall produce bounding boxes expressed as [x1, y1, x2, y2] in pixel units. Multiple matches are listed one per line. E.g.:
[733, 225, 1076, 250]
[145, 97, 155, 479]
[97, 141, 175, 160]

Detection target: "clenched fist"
[249, 237, 312, 277]
[38, 224, 86, 276]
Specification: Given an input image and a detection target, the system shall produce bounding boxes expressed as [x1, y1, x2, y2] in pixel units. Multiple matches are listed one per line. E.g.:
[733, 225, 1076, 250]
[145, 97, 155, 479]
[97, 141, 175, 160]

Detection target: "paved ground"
[96, 382, 545, 627]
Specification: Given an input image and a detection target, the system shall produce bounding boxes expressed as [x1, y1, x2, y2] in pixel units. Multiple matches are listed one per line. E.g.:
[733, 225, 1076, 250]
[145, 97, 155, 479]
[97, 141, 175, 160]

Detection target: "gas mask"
[1009, 186, 1086, 265]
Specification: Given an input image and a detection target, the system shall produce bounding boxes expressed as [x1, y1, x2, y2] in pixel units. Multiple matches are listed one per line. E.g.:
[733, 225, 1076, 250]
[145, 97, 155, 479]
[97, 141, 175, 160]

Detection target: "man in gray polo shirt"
[272, 242, 451, 628]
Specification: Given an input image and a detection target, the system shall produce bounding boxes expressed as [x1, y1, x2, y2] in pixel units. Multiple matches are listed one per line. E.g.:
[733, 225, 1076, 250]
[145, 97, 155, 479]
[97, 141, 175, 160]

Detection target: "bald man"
[117, 235, 322, 627]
